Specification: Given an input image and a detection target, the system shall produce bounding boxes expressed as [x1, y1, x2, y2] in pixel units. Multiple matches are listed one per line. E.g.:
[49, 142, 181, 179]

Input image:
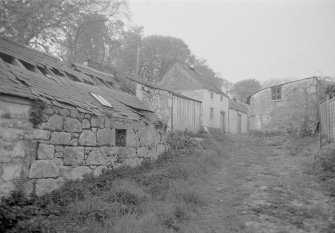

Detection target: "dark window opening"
[220, 95, 223, 102]
[107, 81, 114, 87]
[19, 60, 36, 72]
[65, 72, 81, 82]
[83, 79, 95, 86]
[115, 129, 127, 147]
[210, 92, 214, 99]
[271, 86, 282, 101]
[51, 68, 65, 77]
[0, 53, 15, 64]
[36, 66, 47, 75]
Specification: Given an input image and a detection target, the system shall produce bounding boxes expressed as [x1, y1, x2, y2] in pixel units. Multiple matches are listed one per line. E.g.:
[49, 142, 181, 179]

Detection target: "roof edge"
[247, 76, 319, 102]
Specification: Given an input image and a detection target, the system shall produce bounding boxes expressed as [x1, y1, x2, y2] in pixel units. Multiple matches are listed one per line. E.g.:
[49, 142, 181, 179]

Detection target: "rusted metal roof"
[0, 38, 155, 120]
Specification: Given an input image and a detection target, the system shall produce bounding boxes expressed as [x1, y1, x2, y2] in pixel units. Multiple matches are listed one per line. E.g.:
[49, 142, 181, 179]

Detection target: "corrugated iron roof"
[0, 38, 155, 120]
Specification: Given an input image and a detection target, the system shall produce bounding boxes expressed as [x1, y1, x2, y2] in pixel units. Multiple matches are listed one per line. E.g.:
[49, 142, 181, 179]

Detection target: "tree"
[111, 26, 144, 74]
[232, 79, 261, 103]
[138, 35, 194, 83]
[0, 0, 128, 63]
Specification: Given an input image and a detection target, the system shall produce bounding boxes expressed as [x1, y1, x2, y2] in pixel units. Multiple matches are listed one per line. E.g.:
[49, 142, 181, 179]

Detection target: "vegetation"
[0, 132, 221, 233]
[231, 79, 262, 103]
[314, 143, 335, 197]
[28, 100, 47, 127]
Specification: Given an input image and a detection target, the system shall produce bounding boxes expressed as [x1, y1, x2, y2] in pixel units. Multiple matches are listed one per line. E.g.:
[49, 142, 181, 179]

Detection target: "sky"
[128, 0, 335, 83]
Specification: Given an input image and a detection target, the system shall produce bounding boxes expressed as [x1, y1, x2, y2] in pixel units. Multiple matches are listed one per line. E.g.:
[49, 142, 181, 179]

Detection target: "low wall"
[0, 96, 167, 197]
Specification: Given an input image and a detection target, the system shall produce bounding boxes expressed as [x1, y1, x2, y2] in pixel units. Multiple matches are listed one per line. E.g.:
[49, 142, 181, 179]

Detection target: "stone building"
[228, 99, 248, 134]
[85, 61, 202, 132]
[248, 77, 319, 134]
[159, 62, 229, 132]
[0, 38, 167, 197]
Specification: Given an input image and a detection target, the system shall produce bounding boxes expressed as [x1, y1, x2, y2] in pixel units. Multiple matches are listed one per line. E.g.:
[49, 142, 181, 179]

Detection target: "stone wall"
[0, 95, 167, 197]
[249, 78, 319, 134]
[136, 84, 173, 130]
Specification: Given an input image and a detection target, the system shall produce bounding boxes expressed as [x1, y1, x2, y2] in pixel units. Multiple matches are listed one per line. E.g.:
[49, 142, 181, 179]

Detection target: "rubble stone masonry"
[0, 96, 167, 197]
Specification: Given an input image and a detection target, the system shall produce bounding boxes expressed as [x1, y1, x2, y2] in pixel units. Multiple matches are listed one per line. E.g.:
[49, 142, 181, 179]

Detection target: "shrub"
[315, 143, 335, 196]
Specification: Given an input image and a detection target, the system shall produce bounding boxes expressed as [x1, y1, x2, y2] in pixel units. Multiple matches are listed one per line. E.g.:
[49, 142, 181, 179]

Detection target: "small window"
[65, 72, 81, 82]
[90, 93, 113, 107]
[83, 79, 95, 86]
[115, 129, 127, 147]
[271, 86, 282, 100]
[210, 107, 214, 120]
[210, 92, 214, 99]
[51, 68, 65, 77]
[19, 60, 36, 72]
[0, 52, 15, 64]
[220, 95, 223, 102]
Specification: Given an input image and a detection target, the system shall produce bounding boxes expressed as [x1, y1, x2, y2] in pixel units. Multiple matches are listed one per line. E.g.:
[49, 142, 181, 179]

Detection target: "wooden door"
[220, 112, 225, 132]
[237, 114, 242, 133]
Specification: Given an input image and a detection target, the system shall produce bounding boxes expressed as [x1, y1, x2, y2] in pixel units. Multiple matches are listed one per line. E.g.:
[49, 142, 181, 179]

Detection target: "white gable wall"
[180, 89, 229, 131]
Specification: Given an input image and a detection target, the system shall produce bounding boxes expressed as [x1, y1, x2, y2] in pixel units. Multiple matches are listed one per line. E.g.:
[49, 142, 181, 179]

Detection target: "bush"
[315, 143, 335, 196]
[249, 130, 283, 137]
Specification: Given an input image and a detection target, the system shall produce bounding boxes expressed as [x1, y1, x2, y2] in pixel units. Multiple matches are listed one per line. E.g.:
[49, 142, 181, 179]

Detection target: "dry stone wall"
[0, 96, 167, 197]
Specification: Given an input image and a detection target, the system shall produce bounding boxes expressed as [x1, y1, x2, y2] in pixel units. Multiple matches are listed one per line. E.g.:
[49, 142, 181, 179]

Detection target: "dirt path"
[186, 134, 335, 233]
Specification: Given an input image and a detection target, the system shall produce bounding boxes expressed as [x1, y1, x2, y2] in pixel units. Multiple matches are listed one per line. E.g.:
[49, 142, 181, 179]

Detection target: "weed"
[0, 135, 219, 233]
[29, 100, 47, 127]
[314, 143, 335, 196]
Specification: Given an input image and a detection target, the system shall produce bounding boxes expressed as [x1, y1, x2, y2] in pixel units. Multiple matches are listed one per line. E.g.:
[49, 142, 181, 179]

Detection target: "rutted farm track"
[185, 134, 335, 233]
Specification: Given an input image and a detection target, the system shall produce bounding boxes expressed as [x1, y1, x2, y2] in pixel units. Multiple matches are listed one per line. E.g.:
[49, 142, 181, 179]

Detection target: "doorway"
[237, 114, 242, 133]
[220, 111, 226, 132]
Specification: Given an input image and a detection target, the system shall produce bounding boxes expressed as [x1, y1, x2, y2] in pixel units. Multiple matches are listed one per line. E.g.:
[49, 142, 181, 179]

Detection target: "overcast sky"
[128, 0, 335, 83]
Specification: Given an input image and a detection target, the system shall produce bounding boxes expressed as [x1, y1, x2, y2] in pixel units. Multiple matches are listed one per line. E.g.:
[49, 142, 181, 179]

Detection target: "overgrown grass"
[314, 143, 335, 197]
[0, 132, 221, 233]
[249, 129, 284, 137]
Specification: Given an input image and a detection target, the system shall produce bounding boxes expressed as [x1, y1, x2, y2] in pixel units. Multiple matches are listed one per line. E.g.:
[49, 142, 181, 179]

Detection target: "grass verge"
[0, 132, 221, 233]
[314, 143, 335, 197]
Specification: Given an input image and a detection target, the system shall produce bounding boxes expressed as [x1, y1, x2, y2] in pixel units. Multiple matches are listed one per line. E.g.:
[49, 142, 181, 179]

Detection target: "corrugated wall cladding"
[320, 98, 335, 141]
[172, 95, 201, 132]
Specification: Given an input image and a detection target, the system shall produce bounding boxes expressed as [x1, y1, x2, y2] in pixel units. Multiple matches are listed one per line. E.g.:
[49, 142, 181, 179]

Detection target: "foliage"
[231, 79, 261, 103]
[0, 0, 128, 64]
[299, 118, 317, 137]
[167, 131, 208, 152]
[0, 134, 219, 233]
[249, 130, 284, 137]
[314, 143, 335, 197]
[318, 76, 335, 101]
[29, 100, 47, 127]
[138, 35, 194, 83]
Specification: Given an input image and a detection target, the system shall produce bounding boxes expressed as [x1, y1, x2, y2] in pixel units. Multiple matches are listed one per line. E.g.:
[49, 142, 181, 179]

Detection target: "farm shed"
[0, 38, 167, 197]
[248, 77, 319, 134]
[228, 99, 248, 134]
[86, 61, 202, 132]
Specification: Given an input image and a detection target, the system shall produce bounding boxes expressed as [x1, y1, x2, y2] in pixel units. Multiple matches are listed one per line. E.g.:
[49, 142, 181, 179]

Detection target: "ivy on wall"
[29, 100, 47, 127]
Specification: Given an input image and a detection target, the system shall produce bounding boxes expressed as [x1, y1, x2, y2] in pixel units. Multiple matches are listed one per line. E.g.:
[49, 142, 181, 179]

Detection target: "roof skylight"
[90, 93, 113, 108]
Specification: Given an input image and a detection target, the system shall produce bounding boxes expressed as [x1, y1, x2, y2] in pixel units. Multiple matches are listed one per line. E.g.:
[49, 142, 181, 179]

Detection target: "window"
[271, 86, 282, 100]
[210, 92, 214, 99]
[210, 107, 214, 120]
[115, 129, 127, 147]
[220, 95, 223, 102]
[90, 93, 113, 107]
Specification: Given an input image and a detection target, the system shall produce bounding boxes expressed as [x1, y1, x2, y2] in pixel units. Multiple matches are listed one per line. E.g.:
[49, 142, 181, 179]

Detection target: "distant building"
[228, 99, 248, 134]
[248, 77, 319, 134]
[86, 61, 202, 132]
[160, 62, 229, 132]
